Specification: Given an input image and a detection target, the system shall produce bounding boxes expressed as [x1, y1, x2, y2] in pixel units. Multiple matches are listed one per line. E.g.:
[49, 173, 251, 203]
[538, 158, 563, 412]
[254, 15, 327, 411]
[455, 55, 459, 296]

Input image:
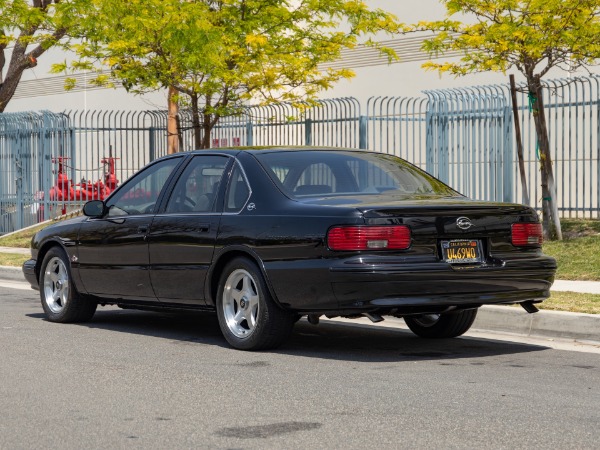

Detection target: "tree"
[416, 0, 600, 240]
[56, 0, 400, 151]
[0, 0, 82, 112]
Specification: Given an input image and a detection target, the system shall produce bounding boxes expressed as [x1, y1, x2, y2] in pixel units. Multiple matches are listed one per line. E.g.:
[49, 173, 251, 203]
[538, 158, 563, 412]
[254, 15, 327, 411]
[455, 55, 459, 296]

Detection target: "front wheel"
[404, 309, 478, 338]
[216, 257, 295, 351]
[39, 247, 97, 323]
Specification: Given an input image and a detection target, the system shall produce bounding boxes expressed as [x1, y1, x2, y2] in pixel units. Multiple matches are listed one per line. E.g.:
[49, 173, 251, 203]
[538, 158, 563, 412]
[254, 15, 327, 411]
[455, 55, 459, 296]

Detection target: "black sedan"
[23, 147, 556, 350]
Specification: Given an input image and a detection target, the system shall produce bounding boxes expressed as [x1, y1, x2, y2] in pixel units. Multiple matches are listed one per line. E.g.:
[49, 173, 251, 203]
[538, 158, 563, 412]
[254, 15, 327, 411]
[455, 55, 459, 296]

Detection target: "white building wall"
[5, 0, 599, 112]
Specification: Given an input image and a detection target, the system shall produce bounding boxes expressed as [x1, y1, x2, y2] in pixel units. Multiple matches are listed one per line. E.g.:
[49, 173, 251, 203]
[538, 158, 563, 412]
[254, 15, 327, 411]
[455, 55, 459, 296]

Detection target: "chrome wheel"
[43, 256, 69, 314]
[222, 269, 260, 339]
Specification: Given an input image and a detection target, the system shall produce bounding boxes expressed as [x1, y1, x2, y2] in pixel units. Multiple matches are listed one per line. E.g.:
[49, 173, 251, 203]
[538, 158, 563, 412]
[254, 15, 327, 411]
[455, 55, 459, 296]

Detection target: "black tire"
[39, 247, 97, 323]
[216, 257, 295, 351]
[404, 309, 478, 338]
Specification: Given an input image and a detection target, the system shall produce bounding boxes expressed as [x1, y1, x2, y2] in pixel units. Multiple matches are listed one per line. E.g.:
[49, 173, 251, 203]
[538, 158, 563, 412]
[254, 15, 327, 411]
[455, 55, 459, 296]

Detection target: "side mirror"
[83, 200, 107, 218]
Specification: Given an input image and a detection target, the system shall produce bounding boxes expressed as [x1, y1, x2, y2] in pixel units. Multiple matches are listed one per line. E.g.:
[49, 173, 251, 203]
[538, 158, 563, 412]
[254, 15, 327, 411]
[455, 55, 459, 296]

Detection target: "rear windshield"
[254, 150, 458, 198]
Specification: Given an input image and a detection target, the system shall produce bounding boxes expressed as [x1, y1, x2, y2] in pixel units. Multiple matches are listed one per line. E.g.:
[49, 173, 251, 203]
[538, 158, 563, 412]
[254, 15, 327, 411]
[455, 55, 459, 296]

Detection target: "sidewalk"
[0, 262, 598, 344]
[0, 246, 29, 255]
[551, 279, 600, 294]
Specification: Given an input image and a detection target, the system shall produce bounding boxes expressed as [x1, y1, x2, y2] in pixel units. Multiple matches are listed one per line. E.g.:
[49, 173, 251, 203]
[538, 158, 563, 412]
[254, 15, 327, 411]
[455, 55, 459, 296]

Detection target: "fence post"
[42, 113, 53, 221]
[502, 105, 514, 202]
[148, 127, 156, 162]
[15, 130, 24, 230]
[246, 121, 254, 146]
[439, 101, 450, 183]
[425, 107, 435, 175]
[305, 118, 313, 146]
[359, 115, 368, 149]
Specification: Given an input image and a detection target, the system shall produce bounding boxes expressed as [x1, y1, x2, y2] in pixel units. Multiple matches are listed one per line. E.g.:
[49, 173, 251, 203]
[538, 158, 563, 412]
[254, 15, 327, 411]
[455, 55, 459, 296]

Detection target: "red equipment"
[48, 156, 119, 215]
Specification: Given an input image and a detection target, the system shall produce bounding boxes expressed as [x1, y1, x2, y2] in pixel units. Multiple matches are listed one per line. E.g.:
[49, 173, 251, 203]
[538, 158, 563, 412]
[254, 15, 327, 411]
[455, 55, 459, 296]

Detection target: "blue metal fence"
[1, 75, 599, 234]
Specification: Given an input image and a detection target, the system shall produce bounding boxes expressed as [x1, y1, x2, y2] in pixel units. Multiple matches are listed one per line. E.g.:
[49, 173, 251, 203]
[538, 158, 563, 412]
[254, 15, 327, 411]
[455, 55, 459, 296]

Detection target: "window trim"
[222, 159, 253, 215]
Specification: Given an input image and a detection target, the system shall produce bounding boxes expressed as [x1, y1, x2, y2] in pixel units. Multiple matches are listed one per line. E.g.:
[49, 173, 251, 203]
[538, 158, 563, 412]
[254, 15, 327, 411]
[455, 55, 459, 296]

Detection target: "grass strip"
[0, 253, 28, 267]
[0, 222, 52, 248]
[543, 236, 600, 281]
[540, 291, 600, 315]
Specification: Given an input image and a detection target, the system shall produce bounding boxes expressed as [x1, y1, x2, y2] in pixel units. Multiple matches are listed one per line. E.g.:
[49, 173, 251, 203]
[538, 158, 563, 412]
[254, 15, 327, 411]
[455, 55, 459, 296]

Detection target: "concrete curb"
[474, 305, 600, 343]
[0, 264, 598, 343]
[0, 266, 25, 282]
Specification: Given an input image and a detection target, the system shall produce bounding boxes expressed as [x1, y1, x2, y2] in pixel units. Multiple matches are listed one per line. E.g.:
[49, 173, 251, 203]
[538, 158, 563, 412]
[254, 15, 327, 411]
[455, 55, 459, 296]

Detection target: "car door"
[77, 157, 183, 300]
[147, 154, 231, 305]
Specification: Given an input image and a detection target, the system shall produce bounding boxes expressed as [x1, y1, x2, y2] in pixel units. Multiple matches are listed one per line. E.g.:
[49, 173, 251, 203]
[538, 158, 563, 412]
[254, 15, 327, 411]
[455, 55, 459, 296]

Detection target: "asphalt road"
[1, 285, 599, 450]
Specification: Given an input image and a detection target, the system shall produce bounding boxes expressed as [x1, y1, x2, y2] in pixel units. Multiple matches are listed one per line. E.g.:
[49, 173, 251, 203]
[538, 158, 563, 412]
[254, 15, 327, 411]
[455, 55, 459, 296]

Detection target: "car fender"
[206, 245, 284, 309]
[35, 237, 87, 295]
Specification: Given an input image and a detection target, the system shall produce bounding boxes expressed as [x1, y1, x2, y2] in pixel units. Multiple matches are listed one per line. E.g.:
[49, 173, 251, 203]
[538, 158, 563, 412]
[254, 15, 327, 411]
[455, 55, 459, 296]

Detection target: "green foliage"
[0, 1, 92, 111]
[59, 0, 400, 140]
[415, 1, 600, 241]
[0, 0, 83, 50]
[417, 0, 600, 78]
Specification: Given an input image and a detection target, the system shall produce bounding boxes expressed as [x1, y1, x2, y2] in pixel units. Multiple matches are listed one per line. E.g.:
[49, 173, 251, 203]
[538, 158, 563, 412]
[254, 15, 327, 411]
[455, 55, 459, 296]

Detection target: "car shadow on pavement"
[27, 308, 550, 363]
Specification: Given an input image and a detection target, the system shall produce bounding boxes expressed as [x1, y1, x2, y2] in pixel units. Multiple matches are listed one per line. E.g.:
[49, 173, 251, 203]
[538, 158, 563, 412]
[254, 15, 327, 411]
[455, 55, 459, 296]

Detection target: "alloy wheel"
[43, 256, 70, 314]
[222, 269, 260, 339]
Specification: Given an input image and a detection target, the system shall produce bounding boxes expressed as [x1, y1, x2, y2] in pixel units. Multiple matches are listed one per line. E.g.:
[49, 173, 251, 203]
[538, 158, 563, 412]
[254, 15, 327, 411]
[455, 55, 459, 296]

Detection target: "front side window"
[106, 158, 181, 217]
[165, 155, 229, 213]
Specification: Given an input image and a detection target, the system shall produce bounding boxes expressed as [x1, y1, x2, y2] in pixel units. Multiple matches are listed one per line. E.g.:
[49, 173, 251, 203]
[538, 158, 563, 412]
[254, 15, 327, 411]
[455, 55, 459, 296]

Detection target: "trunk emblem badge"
[456, 217, 473, 230]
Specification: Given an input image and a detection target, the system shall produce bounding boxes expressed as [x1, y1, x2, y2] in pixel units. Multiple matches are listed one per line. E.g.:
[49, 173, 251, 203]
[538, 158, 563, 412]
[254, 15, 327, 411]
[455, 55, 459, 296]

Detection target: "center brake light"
[327, 225, 411, 251]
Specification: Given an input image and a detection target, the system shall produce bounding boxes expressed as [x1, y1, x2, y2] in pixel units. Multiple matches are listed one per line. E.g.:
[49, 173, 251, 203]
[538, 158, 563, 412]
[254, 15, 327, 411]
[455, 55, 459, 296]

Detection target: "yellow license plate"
[441, 239, 482, 264]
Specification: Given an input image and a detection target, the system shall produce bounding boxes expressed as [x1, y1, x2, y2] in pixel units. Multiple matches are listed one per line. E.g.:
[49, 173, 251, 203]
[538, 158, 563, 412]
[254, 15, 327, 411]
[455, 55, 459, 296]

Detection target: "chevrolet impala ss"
[23, 148, 557, 350]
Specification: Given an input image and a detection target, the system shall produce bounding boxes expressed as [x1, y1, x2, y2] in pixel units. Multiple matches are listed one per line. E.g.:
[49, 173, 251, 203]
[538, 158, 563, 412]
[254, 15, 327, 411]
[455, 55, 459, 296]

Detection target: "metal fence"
[1, 75, 599, 234]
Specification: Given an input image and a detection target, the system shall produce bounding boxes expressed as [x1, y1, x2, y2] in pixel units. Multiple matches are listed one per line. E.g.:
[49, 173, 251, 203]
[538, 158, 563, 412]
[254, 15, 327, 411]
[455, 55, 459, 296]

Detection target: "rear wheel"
[39, 247, 97, 323]
[404, 309, 478, 338]
[216, 257, 295, 351]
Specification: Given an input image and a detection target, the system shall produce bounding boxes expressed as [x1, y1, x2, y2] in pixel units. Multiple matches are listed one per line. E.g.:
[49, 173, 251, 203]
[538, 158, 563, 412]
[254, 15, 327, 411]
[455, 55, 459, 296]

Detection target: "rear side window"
[254, 150, 459, 198]
[224, 163, 251, 212]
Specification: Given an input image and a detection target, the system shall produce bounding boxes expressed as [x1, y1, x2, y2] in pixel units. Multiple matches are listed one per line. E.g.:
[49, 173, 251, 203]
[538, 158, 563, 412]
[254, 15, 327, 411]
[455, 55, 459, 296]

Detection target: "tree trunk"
[509, 75, 530, 206]
[201, 112, 212, 149]
[167, 86, 180, 154]
[0, 43, 34, 112]
[527, 76, 562, 240]
[190, 94, 202, 149]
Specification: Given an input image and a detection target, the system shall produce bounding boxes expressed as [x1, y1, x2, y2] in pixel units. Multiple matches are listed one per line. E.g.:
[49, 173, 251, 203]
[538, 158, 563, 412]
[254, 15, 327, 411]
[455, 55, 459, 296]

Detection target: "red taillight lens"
[327, 225, 411, 251]
[511, 223, 543, 246]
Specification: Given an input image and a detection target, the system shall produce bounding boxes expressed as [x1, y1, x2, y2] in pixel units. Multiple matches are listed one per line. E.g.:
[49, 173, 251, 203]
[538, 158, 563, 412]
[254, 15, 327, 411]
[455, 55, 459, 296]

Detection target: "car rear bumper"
[22, 259, 39, 290]
[332, 256, 554, 306]
[265, 254, 556, 313]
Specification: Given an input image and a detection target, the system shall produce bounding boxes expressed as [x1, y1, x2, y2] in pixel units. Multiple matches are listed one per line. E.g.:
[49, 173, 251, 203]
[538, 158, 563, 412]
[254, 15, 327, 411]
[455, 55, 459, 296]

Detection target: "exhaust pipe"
[364, 313, 384, 323]
[520, 301, 539, 314]
[307, 314, 321, 325]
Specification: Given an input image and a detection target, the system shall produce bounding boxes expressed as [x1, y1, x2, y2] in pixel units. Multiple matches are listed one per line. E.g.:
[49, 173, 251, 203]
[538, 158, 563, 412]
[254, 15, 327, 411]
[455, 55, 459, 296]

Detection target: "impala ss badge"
[247, 203, 256, 211]
[456, 217, 473, 230]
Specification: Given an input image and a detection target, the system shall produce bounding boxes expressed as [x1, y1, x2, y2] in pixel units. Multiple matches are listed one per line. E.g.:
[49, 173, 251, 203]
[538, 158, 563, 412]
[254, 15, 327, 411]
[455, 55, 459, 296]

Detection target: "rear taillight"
[327, 225, 411, 251]
[511, 223, 543, 246]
